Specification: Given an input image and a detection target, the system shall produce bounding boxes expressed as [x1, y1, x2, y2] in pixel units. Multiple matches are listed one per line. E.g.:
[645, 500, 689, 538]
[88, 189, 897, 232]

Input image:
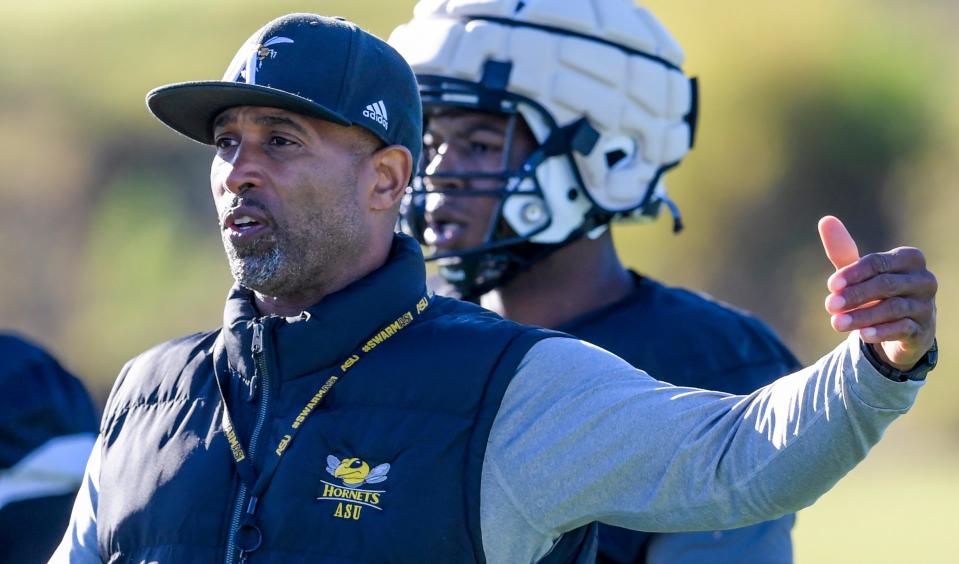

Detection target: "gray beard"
[219, 181, 368, 301]
[221, 225, 363, 300]
[223, 235, 285, 294]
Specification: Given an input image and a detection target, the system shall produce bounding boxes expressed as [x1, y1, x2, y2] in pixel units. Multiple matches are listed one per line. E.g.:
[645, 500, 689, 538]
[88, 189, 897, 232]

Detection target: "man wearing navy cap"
[54, 12, 937, 564]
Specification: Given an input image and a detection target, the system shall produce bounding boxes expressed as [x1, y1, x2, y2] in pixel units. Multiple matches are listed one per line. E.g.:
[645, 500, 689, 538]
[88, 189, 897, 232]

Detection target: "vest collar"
[221, 234, 428, 381]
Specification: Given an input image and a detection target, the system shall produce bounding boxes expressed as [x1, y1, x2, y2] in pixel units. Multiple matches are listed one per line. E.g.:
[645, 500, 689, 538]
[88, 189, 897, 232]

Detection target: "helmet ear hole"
[601, 136, 636, 171]
[605, 149, 627, 169]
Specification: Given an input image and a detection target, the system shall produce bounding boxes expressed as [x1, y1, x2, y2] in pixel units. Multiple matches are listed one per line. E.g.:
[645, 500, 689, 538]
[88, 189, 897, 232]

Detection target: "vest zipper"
[225, 318, 271, 564]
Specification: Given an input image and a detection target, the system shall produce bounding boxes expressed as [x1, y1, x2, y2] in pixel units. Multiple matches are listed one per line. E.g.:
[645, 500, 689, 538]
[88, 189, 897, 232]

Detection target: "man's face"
[210, 106, 375, 298]
[421, 110, 538, 254]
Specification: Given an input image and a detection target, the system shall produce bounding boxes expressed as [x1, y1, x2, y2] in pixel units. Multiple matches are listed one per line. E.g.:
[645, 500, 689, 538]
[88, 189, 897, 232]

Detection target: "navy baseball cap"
[147, 13, 422, 167]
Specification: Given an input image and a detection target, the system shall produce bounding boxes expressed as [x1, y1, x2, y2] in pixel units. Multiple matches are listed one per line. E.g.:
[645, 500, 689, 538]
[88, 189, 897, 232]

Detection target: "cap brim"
[146, 81, 353, 144]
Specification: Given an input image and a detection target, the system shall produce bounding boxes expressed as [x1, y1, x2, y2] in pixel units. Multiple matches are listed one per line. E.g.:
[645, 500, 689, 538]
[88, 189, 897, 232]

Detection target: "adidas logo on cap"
[363, 100, 389, 130]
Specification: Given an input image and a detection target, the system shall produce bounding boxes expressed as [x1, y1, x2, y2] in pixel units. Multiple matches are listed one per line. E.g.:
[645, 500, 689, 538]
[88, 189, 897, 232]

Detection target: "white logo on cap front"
[363, 100, 389, 130]
[225, 36, 295, 85]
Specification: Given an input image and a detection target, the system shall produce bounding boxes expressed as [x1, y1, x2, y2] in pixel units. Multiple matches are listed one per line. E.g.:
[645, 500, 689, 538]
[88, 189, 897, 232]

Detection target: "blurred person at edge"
[54, 9, 936, 564]
[0, 334, 97, 563]
[387, 0, 802, 561]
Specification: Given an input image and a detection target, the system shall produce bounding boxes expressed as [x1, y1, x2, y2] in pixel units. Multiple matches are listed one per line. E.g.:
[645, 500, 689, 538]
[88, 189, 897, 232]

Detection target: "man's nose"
[222, 141, 265, 195]
[423, 144, 466, 191]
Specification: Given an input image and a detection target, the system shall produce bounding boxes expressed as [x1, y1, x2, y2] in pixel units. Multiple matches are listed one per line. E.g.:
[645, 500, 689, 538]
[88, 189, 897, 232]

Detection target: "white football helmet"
[390, 0, 697, 298]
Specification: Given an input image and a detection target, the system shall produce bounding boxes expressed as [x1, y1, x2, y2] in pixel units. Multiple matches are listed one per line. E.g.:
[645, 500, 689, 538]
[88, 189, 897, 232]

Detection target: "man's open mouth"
[223, 205, 271, 241]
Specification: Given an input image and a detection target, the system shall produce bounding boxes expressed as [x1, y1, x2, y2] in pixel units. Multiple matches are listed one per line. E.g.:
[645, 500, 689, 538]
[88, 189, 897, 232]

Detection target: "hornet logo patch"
[229, 36, 295, 85]
[326, 455, 390, 487]
[318, 454, 390, 521]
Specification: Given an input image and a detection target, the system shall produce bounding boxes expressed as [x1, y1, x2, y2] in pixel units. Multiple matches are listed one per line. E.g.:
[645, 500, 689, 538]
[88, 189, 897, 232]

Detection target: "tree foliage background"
[1, 1, 955, 560]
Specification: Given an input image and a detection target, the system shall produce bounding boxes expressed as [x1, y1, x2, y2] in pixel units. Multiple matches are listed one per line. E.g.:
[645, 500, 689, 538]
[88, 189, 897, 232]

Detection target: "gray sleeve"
[49, 435, 102, 563]
[644, 515, 794, 564]
[479, 333, 922, 563]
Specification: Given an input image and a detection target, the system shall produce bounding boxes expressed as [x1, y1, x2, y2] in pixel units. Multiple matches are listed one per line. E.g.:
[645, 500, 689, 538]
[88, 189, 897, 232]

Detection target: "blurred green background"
[1, 0, 955, 560]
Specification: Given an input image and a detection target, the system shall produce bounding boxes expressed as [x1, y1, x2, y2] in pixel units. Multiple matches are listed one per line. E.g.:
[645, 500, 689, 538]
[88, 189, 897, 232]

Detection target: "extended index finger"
[829, 247, 928, 291]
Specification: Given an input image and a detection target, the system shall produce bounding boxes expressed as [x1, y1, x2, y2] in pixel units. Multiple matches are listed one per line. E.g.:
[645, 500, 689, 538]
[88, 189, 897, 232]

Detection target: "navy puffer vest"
[95, 235, 595, 563]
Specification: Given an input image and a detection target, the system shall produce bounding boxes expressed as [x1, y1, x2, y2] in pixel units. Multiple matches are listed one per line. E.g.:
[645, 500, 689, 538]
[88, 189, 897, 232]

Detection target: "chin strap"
[661, 195, 684, 234]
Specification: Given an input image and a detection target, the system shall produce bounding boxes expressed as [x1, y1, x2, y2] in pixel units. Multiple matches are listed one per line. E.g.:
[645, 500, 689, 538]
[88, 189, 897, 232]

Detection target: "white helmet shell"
[390, 0, 696, 244]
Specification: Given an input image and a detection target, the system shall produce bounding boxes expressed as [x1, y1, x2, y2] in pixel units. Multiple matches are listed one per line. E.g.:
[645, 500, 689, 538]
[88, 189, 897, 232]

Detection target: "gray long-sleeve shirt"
[53, 333, 922, 563]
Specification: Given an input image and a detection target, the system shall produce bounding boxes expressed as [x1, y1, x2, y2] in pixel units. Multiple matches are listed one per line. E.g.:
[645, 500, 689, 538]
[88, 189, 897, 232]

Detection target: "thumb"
[818, 215, 860, 270]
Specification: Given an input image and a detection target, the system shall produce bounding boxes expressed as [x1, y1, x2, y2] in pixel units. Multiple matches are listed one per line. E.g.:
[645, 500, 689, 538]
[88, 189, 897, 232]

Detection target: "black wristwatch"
[861, 339, 938, 382]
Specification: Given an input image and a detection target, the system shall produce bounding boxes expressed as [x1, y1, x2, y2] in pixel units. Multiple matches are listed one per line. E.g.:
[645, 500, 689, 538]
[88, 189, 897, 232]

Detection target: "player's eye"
[469, 141, 493, 154]
[467, 132, 504, 156]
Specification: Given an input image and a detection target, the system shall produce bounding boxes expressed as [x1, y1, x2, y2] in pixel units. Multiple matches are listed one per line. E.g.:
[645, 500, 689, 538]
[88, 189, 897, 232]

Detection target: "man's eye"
[214, 136, 237, 150]
[270, 136, 296, 146]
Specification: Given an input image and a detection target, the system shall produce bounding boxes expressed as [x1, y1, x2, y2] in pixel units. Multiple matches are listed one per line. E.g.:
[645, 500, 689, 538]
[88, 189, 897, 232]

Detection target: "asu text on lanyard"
[213, 293, 431, 560]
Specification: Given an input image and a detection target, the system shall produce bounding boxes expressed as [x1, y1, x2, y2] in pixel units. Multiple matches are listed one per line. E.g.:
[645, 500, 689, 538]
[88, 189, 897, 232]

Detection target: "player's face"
[420, 111, 538, 253]
[210, 106, 375, 297]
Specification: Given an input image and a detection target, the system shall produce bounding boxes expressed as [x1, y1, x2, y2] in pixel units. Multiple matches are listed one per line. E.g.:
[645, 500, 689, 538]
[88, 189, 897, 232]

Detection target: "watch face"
[924, 341, 938, 369]
[904, 341, 938, 381]
[861, 340, 936, 382]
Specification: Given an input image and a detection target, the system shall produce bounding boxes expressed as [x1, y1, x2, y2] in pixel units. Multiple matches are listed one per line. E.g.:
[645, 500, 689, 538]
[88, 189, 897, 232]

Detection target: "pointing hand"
[818, 216, 937, 371]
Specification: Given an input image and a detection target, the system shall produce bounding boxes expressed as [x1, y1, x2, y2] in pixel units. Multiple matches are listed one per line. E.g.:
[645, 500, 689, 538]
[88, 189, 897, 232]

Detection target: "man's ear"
[368, 145, 413, 212]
